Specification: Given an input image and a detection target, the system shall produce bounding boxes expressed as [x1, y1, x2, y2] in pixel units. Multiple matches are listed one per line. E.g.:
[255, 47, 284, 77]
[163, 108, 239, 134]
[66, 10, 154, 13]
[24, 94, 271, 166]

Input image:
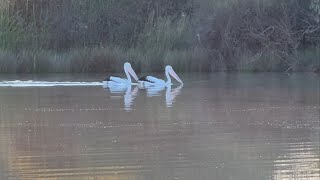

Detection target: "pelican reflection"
[144, 85, 166, 97]
[104, 84, 138, 111]
[124, 85, 138, 111]
[165, 84, 183, 107]
[140, 84, 183, 107]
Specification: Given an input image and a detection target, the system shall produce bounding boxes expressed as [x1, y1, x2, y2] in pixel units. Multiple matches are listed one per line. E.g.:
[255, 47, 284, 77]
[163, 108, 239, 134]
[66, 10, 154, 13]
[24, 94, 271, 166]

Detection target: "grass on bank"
[0, 0, 319, 73]
[1, 46, 319, 73]
[0, 47, 213, 73]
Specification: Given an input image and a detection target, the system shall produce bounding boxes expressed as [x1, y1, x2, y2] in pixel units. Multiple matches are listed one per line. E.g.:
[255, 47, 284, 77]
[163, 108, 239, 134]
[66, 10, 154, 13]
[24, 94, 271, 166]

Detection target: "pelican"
[103, 62, 139, 85]
[139, 65, 183, 86]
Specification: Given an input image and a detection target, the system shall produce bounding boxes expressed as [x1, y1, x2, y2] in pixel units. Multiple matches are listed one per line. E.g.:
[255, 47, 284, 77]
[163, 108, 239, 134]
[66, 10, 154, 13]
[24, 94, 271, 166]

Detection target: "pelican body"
[139, 65, 183, 86]
[103, 62, 139, 85]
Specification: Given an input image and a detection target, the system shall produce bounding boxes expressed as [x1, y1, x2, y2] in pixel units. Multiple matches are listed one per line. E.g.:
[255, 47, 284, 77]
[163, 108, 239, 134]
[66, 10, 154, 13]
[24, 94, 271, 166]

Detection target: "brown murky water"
[0, 73, 319, 180]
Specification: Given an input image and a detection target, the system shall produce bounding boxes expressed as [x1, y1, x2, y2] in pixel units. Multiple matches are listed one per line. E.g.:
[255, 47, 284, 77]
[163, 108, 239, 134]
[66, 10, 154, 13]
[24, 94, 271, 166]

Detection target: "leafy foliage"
[0, 0, 319, 73]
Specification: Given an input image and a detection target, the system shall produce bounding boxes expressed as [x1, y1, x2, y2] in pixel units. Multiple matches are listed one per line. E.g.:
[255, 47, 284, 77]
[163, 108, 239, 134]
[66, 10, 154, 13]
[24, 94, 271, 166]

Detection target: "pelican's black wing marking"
[139, 76, 153, 83]
[104, 76, 120, 81]
[104, 76, 111, 81]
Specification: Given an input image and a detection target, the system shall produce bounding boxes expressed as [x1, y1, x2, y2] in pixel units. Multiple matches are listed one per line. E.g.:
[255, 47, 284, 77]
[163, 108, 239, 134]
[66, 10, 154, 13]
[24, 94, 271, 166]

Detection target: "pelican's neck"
[124, 67, 131, 83]
[165, 69, 171, 85]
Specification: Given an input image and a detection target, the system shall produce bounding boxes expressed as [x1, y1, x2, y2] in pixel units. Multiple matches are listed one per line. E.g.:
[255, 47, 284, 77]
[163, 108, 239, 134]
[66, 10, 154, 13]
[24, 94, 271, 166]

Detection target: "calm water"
[0, 73, 319, 180]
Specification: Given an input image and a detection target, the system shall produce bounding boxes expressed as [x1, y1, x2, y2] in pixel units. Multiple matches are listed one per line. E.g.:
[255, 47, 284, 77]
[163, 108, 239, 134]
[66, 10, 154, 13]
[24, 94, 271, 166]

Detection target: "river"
[0, 73, 319, 179]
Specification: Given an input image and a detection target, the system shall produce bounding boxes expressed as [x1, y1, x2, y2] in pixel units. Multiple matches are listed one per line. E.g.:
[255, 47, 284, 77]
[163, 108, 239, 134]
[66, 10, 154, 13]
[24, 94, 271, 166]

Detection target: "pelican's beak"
[169, 69, 183, 84]
[127, 66, 139, 82]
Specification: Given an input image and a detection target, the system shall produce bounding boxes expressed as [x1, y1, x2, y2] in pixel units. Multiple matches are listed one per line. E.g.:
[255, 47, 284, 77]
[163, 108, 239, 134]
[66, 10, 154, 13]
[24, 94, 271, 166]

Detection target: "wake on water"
[0, 80, 103, 87]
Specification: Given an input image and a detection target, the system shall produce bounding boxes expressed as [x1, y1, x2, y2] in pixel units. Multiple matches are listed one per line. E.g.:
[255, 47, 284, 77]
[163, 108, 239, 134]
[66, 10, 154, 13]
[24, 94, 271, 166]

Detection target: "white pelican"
[139, 65, 183, 86]
[103, 62, 139, 85]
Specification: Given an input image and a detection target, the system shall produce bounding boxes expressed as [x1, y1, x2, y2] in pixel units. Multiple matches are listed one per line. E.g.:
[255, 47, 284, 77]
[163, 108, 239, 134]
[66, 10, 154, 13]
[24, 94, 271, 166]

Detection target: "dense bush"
[0, 0, 319, 73]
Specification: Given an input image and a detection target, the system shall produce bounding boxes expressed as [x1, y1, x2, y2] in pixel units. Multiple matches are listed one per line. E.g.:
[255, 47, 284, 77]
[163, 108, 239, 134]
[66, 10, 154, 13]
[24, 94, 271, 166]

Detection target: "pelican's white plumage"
[139, 65, 183, 86]
[103, 62, 138, 85]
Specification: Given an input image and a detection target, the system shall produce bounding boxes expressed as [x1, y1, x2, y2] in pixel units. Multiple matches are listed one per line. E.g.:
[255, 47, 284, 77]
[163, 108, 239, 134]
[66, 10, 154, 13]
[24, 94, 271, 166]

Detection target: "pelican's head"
[124, 62, 139, 82]
[165, 65, 183, 84]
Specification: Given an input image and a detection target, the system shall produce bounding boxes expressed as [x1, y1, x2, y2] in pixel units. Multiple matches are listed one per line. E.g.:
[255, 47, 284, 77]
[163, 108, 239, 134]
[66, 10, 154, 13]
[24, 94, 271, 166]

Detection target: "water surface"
[0, 73, 319, 180]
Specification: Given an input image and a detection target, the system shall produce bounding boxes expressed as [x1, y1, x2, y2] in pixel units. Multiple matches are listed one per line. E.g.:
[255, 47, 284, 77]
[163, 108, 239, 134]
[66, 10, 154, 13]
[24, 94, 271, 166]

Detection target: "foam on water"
[0, 80, 103, 87]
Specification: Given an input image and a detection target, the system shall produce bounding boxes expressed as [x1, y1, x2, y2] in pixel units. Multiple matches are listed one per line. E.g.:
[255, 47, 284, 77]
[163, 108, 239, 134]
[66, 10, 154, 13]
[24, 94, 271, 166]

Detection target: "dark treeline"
[0, 0, 319, 73]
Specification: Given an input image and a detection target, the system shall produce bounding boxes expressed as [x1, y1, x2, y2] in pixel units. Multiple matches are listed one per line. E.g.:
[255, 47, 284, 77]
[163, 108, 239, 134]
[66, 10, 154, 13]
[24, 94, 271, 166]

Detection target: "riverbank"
[0, 47, 319, 73]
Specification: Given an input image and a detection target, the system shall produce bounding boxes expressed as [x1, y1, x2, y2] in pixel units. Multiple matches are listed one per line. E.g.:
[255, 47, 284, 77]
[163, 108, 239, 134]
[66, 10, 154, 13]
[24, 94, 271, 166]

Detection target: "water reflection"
[104, 84, 139, 111]
[165, 84, 183, 107]
[103, 84, 184, 109]
[143, 85, 165, 97]
[139, 84, 183, 107]
[273, 144, 320, 180]
[124, 86, 139, 111]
